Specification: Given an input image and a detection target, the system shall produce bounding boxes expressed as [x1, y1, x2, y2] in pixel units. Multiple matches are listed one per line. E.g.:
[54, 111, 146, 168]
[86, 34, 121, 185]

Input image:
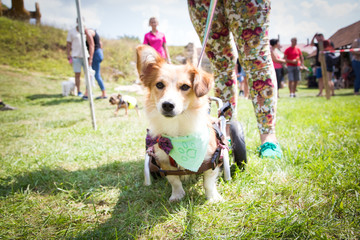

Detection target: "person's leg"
[72, 57, 83, 96]
[316, 67, 323, 96]
[287, 67, 295, 95]
[275, 68, 282, 90]
[293, 67, 301, 96]
[225, 0, 281, 154]
[275, 68, 282, 97]
[288, 81, 292, 95]
[75, 72, 81, 94]
[92, 49, 106, 98]
[352, 60, 360, 94]
[188, 0, 237, 120]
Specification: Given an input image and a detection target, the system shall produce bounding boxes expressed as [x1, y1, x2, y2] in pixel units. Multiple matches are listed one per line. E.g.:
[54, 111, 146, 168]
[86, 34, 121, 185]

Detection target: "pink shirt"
[143, 31, 167, 59]
[272, 49, 283, 69]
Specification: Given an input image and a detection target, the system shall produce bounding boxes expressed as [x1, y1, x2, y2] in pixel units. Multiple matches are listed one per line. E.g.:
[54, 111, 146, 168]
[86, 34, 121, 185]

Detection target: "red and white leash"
[321, 48, 360, 54]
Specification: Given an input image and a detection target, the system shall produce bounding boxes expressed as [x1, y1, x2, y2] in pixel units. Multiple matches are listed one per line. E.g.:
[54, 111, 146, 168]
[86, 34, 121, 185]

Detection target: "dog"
[136, 44, 222, 202]
[61, 78, 76, 96]
[109, 94, 140, 117]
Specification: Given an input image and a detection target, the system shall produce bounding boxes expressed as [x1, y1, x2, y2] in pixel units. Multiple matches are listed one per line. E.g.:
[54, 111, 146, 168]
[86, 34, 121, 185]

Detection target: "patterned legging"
[188, 0, 277, 134]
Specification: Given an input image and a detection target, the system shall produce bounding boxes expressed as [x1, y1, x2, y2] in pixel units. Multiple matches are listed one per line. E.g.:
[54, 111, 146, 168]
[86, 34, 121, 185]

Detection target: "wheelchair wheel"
[229, 121, 247, 169]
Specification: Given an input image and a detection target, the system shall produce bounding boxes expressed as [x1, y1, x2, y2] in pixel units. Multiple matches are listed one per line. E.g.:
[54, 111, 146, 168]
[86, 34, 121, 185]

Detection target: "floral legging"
[188, 0, 277, 134]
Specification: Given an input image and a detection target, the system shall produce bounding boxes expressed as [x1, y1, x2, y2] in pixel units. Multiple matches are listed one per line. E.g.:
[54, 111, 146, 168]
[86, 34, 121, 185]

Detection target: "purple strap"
[146, 130, 173, 155]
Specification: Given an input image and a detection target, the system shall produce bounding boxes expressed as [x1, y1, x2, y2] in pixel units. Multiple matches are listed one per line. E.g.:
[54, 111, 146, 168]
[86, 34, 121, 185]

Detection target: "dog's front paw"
[206, 192, 223, 203]
[169, 189, 185, 202]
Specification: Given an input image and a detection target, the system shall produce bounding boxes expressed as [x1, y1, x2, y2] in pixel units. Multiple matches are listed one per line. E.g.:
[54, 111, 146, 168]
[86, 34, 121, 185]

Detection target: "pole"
[75, 0, 97, 130]
[318, 41, 331, 100]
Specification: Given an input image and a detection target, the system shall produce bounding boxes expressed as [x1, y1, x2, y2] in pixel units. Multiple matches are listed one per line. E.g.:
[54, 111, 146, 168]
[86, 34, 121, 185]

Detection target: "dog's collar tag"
[165, 126, 209, 172]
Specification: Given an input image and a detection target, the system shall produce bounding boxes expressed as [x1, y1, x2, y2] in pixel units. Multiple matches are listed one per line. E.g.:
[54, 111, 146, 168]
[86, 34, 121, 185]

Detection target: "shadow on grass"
[27, 94, 63, 100]
[0, 160, 204, 239]
[26, 94, 84, 106]
[40, 98, 84, 106]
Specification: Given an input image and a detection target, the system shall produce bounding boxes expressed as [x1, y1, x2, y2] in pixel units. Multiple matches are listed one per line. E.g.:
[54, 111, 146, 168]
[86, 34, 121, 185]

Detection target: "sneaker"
[0, 103, 16, 111]
[82, 95, 88, 100]
[95, 96, 107, 100]
[259, 142, 282, 159]
[78, 91, 83, 97]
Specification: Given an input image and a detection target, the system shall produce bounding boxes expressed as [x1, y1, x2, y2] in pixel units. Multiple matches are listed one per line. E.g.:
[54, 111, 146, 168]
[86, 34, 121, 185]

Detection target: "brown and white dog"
[136, 45, 222, 202]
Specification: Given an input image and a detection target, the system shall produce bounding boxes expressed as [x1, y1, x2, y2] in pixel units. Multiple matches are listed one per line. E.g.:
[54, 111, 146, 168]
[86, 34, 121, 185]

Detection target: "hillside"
[0, 17, 186, 84]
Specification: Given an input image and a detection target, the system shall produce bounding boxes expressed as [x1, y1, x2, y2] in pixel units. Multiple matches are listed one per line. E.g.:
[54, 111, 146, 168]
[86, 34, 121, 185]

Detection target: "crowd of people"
[268, 32, 360, 98]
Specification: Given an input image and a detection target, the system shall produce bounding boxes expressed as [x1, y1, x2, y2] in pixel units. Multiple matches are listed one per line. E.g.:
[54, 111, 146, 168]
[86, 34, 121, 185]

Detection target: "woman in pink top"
[270, 39, 286, 97]
[143, 17, 171, 63]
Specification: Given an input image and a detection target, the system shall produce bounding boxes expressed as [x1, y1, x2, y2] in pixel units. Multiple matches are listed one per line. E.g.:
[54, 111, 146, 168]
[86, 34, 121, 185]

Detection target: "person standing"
[351, 33, 360, 95]
[188, 0, 282, 159]
[310, 33, 325, 97]
[284, 37, 304, 97]
[143, 17, 171, 63]
[82, 28, 107, 100]
[66, 18, 89, 97]
[270, 39, 286, 97]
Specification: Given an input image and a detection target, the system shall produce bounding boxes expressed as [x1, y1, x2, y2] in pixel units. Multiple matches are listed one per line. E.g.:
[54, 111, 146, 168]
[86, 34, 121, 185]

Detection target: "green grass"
[1, 64, 359, 239]
[1, 16, 359, 239]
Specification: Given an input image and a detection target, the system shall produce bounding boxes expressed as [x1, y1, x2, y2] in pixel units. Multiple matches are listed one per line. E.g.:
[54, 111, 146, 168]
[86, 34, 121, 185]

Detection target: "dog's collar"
[146, 126, 210, 172]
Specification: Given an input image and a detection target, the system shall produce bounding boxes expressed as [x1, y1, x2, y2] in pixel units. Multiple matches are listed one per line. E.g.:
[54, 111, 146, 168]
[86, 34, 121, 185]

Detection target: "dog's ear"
[188, 65, 214, 97]
[136, 45, 164, 86]
[117, 94, 122, 99]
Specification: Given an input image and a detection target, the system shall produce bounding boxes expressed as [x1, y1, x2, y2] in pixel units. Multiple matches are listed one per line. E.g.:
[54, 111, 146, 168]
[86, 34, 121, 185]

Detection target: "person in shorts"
[66, 18, 89, 97]
[284, 38, 304, 97]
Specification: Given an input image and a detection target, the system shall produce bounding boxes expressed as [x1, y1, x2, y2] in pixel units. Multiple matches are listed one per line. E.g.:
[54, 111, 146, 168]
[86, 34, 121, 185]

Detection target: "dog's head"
[136, 45, 213, 118]
[109, 94, 122, 105]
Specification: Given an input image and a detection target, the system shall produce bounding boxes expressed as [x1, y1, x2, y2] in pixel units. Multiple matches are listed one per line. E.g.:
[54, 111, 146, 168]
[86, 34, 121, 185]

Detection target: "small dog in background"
[109, 94, 140, 117]
[62, 78, 76, 96]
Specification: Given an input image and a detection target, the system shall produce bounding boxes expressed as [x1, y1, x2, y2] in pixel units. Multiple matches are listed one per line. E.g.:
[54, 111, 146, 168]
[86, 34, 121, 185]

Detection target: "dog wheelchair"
[144, 97, 247, 185]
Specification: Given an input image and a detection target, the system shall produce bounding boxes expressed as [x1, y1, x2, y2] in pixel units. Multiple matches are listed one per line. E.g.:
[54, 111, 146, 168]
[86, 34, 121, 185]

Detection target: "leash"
[197, 0, 218, 68]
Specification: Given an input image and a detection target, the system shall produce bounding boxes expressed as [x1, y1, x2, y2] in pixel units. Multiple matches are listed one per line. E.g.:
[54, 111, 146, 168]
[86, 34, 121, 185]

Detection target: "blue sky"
[3, 0, 360, 47]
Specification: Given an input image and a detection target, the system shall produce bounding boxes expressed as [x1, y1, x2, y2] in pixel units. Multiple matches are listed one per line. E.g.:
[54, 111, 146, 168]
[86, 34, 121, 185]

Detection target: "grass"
[1, 16, 359, 239]
[1, 64, 359, 239]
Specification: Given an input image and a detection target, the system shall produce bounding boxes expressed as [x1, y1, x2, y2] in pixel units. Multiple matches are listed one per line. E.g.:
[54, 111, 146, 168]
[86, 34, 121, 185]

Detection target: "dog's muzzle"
[161, 101, 175, 117]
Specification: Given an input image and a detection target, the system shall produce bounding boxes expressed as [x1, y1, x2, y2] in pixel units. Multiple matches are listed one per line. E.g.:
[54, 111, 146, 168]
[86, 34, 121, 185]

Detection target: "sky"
[3, 0, 360, 48]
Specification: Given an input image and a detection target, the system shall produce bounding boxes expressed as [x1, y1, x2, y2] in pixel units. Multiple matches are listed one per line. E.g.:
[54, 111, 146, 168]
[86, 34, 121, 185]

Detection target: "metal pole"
[75, 0, 97, 130]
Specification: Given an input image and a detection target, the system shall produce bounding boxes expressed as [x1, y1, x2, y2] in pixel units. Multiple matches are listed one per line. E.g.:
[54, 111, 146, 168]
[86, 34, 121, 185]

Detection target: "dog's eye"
[180, 84, 190, 91]
[156, 82, 165, 89]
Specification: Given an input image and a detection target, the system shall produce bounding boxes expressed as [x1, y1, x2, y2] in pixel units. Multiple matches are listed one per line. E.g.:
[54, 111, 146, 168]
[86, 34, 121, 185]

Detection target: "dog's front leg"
[167, 175, 185, 202]
[124, 105, 129, 116]
[203, 168, 223, 202]
[114, 106, 120, 116]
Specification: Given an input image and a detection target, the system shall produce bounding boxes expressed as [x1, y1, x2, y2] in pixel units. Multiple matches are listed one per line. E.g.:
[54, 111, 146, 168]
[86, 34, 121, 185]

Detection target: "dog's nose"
[162, 101, 175, 112]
